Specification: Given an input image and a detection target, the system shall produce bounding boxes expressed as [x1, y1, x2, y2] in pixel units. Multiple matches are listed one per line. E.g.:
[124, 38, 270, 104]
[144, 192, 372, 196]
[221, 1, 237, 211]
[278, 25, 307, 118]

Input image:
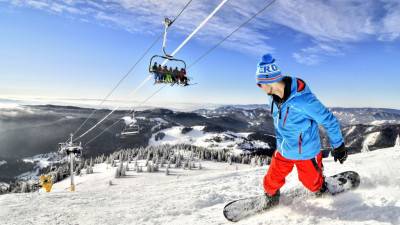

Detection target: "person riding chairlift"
[161, 65, 168, 83]
[157, 64, 163, 82]
[164, 67, 173, 83]
[172, 67, 179, 84]
[152, 62, 160, 82]
[179, 68, 189, 86]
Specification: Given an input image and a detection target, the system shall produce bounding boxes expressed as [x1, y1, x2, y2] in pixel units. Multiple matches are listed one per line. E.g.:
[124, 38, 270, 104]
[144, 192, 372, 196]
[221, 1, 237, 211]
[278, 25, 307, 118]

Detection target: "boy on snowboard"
[255, 54, 348, 203]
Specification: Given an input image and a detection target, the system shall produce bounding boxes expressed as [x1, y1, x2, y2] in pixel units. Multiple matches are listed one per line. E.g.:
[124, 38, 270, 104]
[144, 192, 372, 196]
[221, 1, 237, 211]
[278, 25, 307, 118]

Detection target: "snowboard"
[223, 171, 360, 222]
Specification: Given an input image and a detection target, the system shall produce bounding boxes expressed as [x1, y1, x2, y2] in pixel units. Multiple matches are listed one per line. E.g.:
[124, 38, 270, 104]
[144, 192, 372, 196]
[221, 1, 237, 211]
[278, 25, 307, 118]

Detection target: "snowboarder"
[256, 54, 348, 204]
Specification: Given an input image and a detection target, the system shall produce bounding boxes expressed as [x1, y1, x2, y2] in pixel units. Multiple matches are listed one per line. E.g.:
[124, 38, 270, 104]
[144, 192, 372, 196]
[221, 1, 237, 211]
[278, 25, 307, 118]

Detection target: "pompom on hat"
[256, 54, 283, 85]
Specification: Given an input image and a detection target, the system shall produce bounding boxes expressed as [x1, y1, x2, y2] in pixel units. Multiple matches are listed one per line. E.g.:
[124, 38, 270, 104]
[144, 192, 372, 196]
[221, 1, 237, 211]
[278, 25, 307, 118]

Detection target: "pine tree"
[160, 158, 165, 168]
[119, 161, 125, 176]
[395, 134, 400, 147]
[20, 182, 27, 193]
[250, 157, 256, 167]
[115, 167, 121, 178]
[165, 166, 169, 175]
[154, 163, 159, 172]
[121, 164, 126, 176]
[125, 162, 129, 172]
[362, 140, 370, 152]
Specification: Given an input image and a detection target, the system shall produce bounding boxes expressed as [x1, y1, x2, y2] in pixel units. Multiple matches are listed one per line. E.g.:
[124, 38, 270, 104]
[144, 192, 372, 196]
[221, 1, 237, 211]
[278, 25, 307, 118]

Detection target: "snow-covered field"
[149, 125, 269, 154]
[1, 147, 400, 225]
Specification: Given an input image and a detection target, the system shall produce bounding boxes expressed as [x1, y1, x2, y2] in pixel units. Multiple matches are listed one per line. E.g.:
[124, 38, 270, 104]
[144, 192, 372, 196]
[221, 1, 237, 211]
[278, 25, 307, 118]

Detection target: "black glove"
[331, 143, 347, 164]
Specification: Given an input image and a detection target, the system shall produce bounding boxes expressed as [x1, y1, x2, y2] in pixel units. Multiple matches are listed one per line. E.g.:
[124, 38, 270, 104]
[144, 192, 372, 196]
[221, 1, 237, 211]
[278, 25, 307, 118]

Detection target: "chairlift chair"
[149, 17, 193, 86]
[121, 124, 140, 137]
[58, 142, 83, 157]
[120, 112, 140, 137]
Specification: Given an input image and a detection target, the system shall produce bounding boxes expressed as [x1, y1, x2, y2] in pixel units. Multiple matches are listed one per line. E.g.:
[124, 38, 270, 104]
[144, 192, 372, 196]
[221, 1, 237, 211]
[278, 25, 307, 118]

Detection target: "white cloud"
[292, 52, 320, 66]
[292, 42, 345, 65]
[4, 0, 400, 65]
[268, 0, 377, 42]
[379, 0, 400, 41]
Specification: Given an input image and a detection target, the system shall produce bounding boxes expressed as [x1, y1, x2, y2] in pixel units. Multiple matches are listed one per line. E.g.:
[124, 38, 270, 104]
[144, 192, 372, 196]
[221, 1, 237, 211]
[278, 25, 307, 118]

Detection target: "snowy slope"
[1, 147, 400, 225]
[148, 125, 269, 154]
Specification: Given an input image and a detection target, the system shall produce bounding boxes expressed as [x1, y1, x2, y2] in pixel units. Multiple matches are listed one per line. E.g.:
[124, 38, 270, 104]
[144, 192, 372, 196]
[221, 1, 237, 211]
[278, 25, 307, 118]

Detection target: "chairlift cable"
[74, 0, 229, 142]
[80, 0, 276, 146]
[189, 0, 277, 69]
[84, 85, 167, 146]
[70, 34, 162, 140]
[69, 0, 195, 141]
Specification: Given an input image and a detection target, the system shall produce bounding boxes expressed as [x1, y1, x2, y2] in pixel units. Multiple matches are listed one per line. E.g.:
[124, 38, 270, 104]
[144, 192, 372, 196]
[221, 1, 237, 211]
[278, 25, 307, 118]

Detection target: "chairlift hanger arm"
[162, 17, 174, 57]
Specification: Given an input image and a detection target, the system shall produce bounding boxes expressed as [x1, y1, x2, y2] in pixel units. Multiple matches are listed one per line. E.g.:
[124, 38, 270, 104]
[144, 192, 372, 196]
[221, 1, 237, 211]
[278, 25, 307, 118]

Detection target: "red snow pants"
[264, 151, 324, 196]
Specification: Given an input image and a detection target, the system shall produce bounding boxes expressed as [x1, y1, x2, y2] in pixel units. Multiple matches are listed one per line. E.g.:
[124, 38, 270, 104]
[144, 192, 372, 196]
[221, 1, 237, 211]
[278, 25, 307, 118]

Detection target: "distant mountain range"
[0, 104, 399, 183]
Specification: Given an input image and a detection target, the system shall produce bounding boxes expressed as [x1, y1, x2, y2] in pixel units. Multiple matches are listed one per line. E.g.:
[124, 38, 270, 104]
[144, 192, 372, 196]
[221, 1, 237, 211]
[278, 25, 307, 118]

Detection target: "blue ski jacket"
[269, 77, 344, 160]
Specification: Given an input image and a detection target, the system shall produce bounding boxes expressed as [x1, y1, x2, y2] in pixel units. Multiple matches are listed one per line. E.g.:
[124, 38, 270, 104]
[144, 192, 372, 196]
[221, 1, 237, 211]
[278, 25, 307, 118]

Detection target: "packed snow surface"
[1, 147, 400, 225]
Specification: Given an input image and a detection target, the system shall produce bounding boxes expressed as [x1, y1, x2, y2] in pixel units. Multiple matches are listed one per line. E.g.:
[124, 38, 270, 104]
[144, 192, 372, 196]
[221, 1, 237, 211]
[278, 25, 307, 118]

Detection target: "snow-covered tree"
[258, 157, 263, 166]
[362, 140, 370, 152]
[121, 166, 126, 177]
[125, 162, 129, 172]
[115, 167, 121, 178]
[188, 161, 192, 170]
[395, 134, 400, 147]
[165, 166, 169, 175]
[120, 161, 126, 176]
[160, 158, 165, 168]
[154, 163, 159, 172]
[86, 165, 93, 174]
[250, 157, 256, 167]
[20, 182, 27, 193]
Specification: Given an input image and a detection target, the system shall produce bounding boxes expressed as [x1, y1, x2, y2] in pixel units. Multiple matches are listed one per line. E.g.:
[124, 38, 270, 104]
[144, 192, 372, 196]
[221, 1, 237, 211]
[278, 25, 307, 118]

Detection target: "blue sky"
[0, 0, 399, 109]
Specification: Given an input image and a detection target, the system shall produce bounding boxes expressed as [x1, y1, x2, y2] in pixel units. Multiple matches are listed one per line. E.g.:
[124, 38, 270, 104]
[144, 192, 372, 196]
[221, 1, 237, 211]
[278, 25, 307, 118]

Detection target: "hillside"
[0, 146, 399, 225]
[1, 104, 400, 184]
